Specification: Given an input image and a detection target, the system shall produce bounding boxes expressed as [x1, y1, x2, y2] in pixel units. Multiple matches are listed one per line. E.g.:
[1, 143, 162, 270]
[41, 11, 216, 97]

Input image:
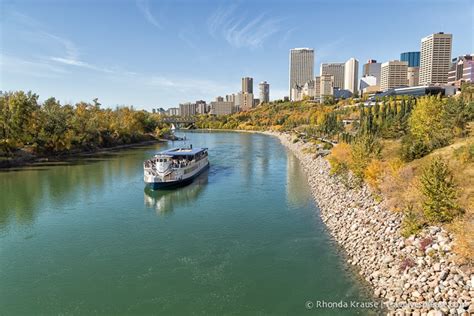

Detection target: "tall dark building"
[242, 77, 253, 94]
[401, 51, 421, 67]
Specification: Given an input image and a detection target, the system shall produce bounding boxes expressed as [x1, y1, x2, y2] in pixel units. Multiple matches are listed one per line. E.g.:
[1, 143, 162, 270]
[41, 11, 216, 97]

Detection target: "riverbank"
[265, 131, 473, 315]
[0, 138, 166, 169]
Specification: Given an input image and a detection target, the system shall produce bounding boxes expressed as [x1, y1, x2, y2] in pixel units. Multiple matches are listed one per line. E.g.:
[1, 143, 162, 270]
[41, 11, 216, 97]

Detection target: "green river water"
[0, 131, 377, 315]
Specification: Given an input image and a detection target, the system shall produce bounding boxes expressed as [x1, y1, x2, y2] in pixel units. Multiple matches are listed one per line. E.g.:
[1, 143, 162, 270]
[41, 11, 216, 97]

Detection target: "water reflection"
[144, 171, 209, 214]
[286, 152, 310, 208]
[0, 147, 162, 231]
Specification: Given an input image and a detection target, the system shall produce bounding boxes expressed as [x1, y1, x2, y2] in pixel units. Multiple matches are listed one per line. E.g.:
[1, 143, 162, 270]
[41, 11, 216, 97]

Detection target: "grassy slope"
[379, 135, 473, 263]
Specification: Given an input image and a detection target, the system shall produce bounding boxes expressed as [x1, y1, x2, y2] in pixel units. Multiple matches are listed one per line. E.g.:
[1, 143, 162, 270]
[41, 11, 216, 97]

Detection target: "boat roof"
[158, 147, 207, 157]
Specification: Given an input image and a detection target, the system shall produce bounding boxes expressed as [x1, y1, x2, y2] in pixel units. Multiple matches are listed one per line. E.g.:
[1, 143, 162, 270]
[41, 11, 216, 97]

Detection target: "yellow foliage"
[329, 143, 352, 165]
[364, 159, 384, 190]
[328, 143, 352, 175]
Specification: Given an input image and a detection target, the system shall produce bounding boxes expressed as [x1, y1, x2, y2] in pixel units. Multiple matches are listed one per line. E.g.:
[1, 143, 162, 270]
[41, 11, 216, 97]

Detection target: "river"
[0, 131, 374, 315]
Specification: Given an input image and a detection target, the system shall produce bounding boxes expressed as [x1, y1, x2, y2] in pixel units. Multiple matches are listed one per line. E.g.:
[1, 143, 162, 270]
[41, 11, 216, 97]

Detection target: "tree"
[420, 157, 461, 223]
[350, 134, 381, 181]
[0, 91, 39, 155]
[408, 96, 450, 147]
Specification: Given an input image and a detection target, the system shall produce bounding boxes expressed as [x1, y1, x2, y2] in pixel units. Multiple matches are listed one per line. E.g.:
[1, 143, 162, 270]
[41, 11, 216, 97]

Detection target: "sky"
[0, 0, 473, 110]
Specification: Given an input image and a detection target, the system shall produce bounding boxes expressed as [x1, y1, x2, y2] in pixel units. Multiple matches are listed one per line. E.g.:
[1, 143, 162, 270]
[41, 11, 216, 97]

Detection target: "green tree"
[350, 134, 381, 181]
[0, 91, 39, 155]
[420, 157, 461, 223]
[408, 96, 451, 147]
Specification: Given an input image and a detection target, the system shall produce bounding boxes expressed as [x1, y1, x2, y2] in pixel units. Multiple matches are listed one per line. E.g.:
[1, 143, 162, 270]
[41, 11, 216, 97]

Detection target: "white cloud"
[147, 76, 236, 96]
[207, 6, 282, 49]
[0, 54, 69, 79]
[136, 0, 162, 28]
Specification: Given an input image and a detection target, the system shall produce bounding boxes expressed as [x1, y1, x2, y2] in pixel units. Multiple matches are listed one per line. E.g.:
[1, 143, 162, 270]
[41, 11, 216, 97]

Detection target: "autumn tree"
[420, 157, 461, 222]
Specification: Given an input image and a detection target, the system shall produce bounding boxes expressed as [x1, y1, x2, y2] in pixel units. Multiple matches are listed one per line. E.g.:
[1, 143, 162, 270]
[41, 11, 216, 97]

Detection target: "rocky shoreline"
[266, 131, 473, 316]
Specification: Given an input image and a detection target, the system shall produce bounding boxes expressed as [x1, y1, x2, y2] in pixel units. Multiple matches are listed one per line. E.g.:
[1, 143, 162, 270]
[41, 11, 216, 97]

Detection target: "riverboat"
[144, 146, 209, 189]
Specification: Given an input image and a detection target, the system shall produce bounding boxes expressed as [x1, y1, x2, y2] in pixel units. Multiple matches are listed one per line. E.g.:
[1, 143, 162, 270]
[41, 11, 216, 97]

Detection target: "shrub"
[328, 143, 352, 176]
[364, 159, 384, 190]
[400, 134, 431, 161]
[399, 257, 416, 272]
[350, 134, 381, 181]
[420, 157, 462, 223]
[322, 142, 333, 150]
[454, 143, 474, 163]
[401, 209, 424, 237]
[419, 237, 433, 252]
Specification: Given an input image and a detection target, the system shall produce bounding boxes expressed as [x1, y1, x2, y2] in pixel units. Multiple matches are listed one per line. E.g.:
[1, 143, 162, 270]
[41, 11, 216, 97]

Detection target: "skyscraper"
[259, 81, 270, 103]
[179, 102, 197, 117]
[289, 48, 314, 100]
[320, 63, 345, 89]
[380, 60, 408, 90]
[314, 76, 321, 98]
[362, 60, 382, 85]
[407, 67, 420, 86]
[419, 32, 452, 85]
[320, 74, 334, 97]
[448, 55, 474, 86]
[344, 58, 359, 94]
[400, 52, 421, 67]
[242, 77, 253, 94]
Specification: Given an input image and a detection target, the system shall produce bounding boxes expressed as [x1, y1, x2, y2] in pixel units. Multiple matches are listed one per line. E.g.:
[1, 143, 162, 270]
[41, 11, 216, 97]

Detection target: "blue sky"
[1, 0, 473, 110]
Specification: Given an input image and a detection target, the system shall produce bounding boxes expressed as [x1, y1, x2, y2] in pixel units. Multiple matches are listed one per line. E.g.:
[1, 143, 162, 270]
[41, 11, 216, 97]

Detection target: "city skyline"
[1, 0, 472, 110]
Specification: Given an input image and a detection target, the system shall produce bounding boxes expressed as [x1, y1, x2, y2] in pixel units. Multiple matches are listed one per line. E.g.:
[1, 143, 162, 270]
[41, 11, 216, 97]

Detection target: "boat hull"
[146, 162, 210, 190]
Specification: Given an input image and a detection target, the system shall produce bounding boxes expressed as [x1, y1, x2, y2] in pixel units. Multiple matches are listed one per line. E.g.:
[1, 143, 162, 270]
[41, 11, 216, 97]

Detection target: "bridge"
[161, 117, 197, 123]
[160, 117, 197, 128]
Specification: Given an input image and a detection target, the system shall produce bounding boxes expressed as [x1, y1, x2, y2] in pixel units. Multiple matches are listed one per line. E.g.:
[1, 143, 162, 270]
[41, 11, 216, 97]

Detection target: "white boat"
[143, 146, 209, 190]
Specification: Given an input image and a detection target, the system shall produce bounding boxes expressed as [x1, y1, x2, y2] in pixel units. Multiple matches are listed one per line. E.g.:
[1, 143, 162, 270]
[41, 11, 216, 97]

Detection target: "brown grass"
[379, 135, 474, 264]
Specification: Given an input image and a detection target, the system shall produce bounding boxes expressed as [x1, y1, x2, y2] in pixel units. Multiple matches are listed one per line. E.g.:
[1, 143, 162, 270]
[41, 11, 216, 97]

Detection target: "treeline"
[195, 101, 335, 131]
[0, 91, 170, 157]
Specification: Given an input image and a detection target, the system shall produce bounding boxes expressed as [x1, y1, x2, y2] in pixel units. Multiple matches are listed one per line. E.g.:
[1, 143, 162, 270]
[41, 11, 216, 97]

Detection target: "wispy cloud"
[0, 54, 69, 79]
[278, 27, 297, 48]
[317, 38, 345, 61]
[207, 5, 283, 49]
[147, 76, 236, 96]
[136, 0, 162, 28]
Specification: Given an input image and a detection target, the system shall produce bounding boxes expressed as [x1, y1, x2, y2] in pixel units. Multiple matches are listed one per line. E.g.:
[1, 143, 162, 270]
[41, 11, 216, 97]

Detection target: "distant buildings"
[320, 63, 345, 89]
[400, 51, 420, 67]
[314, 76, 321, 99]
[401, 52, 421, 87]
[344, 58, 359, 94]
[239, 92, 254, 111]
[289, 48, 314, 100]
[259, 81, 270, 103]
[242, 77, 253, 94]
[381, 60, 408, 91]
[420, 32, 452, 85]
[359, 76, 379, 94]
[407, 67, 420, 86]
[360, 60, 381, 95]
[448, 54, 474, 86]
[320, 74, 334, 98]
[239, 77, 254, 110]
[179, 102, 196, 117]
[166, 107, 180, 116]
[302, 79, 315, 99]
[363, 60, 381, 84]
[195, 100, 207, 114]
[210, 96, 235, 116]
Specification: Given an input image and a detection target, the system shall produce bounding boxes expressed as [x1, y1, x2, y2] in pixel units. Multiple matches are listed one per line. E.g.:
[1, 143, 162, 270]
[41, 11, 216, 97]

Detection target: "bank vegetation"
[197, 85, 474, 263]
